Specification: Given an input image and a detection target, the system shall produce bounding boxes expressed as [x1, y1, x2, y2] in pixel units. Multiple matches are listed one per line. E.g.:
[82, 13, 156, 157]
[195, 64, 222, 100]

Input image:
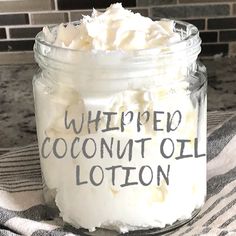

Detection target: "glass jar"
[33, 20, 207, 235]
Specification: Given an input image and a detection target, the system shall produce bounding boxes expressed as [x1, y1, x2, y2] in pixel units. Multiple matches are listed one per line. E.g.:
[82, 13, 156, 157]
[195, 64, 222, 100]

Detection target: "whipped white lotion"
[34, 3, 207, 234]
[43, 3, 181, 51]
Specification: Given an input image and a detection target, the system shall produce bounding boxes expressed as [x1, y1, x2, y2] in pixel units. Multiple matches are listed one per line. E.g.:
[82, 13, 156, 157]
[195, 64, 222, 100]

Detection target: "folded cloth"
[0, 111, 235, 236]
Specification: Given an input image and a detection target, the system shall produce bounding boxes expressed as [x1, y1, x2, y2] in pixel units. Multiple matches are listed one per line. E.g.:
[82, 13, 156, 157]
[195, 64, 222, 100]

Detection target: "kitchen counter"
[0, 57, 236, 148]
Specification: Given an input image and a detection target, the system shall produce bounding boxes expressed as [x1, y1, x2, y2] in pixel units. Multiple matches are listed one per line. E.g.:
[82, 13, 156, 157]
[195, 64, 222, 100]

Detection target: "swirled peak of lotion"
[43, 3, 181, 51]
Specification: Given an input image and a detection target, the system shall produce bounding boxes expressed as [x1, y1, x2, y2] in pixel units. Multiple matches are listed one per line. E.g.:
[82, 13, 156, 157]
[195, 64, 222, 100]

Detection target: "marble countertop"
[0, 58, 236, 148]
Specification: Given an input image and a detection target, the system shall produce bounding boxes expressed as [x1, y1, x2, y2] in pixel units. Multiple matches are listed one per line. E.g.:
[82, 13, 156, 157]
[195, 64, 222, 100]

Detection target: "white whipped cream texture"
[43, 3, 181, 51]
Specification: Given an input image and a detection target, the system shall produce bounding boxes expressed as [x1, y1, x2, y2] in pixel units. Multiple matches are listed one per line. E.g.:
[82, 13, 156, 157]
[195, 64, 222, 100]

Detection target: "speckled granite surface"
[0, 58, 236, 148]
[0, 64, 38, 147]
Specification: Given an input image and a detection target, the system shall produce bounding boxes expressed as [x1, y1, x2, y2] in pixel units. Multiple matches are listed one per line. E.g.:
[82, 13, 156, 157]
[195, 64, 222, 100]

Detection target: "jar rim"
[34, 19, 201, 57]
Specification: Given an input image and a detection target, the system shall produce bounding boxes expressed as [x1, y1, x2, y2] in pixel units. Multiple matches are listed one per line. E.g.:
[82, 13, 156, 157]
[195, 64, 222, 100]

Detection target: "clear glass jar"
[33, 20, 207, 235]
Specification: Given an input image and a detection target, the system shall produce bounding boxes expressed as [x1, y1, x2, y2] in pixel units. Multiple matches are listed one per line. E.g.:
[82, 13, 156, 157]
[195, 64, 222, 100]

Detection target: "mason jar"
[33, 20, 207, 235]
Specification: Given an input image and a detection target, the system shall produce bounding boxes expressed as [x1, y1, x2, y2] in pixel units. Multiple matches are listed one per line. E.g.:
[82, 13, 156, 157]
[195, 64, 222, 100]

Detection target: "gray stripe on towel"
[220, 214, 236, 228]
[31, 229, 67, 236]
[188, 185, 236, 226]
[203, 198, 236, 227]
[218, 231, 229, 236]
[0, 229, 20, 236]
[207, 166, 236, 199]
[207, 115, 236, 162]
[0, 205, 56, 224]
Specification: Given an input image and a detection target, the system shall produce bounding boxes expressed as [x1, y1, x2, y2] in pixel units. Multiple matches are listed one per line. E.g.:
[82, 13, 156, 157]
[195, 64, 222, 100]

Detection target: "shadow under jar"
[33, 20, 207, 235]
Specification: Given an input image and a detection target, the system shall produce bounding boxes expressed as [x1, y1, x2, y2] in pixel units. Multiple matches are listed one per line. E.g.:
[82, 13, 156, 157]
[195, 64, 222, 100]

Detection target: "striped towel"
[0, 111, 235, 236]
